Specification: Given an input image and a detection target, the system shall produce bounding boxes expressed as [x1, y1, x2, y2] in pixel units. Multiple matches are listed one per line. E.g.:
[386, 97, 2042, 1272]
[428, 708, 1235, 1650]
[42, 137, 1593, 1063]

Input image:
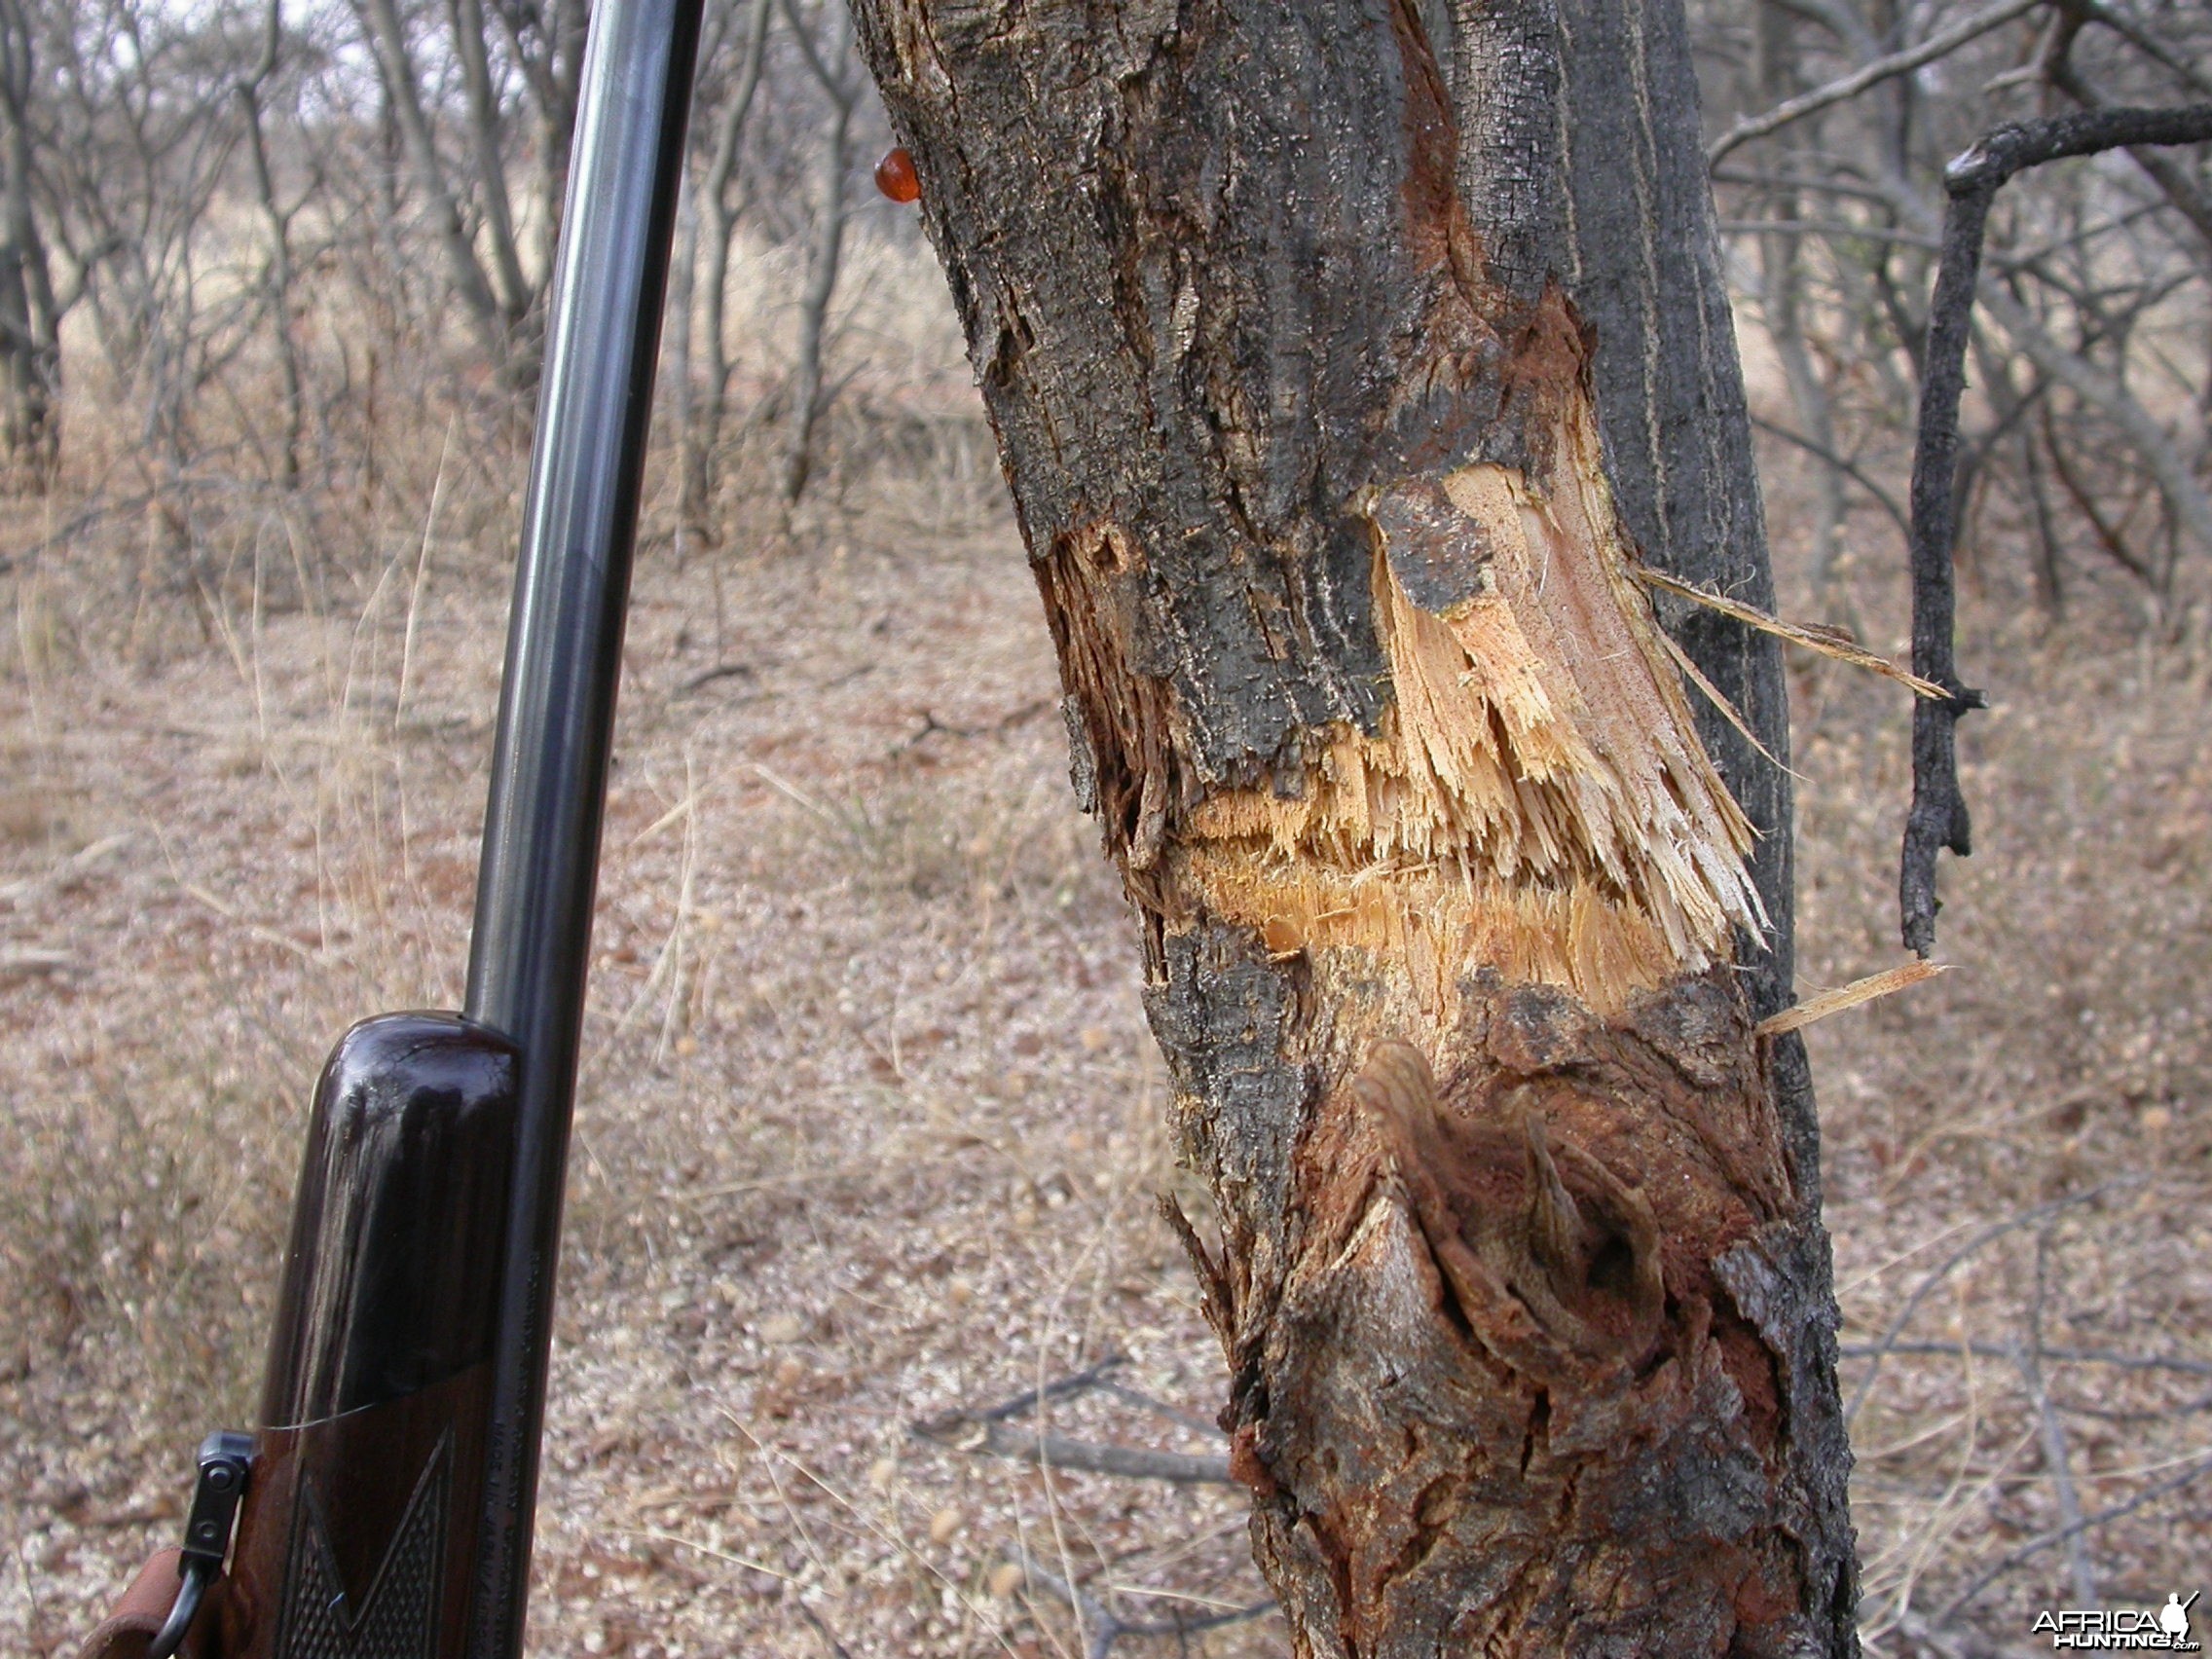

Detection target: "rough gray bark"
[846, 0, 1859, 1650]
[0, 0, 58, 489]
[1545, 6, 1860, 1634]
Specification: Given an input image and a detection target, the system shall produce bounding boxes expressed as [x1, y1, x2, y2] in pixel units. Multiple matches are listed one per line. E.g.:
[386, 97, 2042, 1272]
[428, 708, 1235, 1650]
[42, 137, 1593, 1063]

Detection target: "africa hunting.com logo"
[2034, 1593, 2200, 1650]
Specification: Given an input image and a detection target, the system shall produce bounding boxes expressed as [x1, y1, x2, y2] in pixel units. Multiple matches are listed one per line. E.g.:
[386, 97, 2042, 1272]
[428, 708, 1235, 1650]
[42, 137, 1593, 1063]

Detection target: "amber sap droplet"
[875, 146, 920, 203]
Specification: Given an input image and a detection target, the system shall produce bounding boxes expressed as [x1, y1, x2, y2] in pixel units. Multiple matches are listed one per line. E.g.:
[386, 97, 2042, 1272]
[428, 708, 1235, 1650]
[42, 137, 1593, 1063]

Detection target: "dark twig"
[921, 1353, 1132, 1427]
[2043, 405, 2160, 586]
[1901, 104, 2212, 953]
[676, 660, 757, 694]
[794, 1600, 856, 1659]
[1013, 1555, 1274, 1658]
[1933, 1447, 2212, 1625]
[892, 698, 1053, 755]
[910, 1354, 1234, 1484]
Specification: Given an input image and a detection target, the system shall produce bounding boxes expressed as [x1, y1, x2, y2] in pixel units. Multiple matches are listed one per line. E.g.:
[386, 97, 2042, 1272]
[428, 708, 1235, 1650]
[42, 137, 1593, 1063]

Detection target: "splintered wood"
[1180, 395, 1762, 1015]
[1754, 959, 1949, 1037]
[1637, 564, 1947, 700]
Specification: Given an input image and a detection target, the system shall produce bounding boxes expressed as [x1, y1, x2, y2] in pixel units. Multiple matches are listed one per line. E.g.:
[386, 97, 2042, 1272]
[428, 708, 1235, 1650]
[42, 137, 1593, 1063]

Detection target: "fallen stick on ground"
[909, 1354, 1234, 1484]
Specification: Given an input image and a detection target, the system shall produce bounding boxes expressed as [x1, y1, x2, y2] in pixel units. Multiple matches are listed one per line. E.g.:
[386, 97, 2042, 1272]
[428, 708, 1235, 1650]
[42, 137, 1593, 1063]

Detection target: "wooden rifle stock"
[216, 1016, 518, 1659]
[80, 1, 707, 1655]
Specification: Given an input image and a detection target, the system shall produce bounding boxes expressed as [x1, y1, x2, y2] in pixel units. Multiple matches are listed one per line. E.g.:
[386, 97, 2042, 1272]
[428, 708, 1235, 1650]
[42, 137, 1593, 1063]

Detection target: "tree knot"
[1351, 1040, 1665, 1381]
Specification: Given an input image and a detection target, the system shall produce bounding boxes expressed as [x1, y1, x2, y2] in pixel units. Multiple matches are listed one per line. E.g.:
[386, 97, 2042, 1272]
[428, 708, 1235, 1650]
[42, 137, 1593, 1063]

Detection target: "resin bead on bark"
[874, 147, 919, 203]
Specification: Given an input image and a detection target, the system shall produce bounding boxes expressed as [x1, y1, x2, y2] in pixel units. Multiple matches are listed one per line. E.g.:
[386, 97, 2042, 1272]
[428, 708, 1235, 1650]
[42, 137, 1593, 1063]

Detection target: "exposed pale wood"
[1638, 566, 1947, 699]
[1755, 961, 1948, 1037]
[1186, 391, 1764, 1016]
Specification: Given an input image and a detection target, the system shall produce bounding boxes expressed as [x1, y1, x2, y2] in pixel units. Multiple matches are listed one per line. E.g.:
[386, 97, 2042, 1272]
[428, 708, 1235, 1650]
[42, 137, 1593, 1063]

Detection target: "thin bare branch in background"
[908, 1353, 1234, 1486]
[777, 0, 857, 513]
[1901, 104, 2212, 955]
[679, 0, 772, 542]
[1710, 0, 2045, 162]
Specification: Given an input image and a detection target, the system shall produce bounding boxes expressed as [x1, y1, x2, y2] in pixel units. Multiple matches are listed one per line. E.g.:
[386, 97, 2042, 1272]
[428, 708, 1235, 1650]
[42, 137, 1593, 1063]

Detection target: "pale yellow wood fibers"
[1178, 396, 1763, 1014]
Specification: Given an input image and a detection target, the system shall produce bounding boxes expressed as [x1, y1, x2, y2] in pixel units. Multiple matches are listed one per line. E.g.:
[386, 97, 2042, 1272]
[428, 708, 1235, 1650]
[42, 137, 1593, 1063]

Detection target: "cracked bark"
[845, 0, 1858, 1651]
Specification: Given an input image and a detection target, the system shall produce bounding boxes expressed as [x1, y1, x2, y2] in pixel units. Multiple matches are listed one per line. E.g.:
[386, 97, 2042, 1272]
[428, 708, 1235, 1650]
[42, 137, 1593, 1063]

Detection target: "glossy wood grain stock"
[215, 1014, 516, 1659]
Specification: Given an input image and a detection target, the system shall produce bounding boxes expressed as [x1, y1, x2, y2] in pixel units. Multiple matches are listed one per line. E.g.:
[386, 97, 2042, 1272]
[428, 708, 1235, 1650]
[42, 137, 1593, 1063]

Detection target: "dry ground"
[3, 320, 2211, 1658]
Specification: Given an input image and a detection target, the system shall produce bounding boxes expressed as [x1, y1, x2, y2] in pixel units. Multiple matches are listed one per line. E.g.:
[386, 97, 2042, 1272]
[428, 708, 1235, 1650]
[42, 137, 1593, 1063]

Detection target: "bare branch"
[2078, 0, 2212, 98]
[914, 1420, 1235, 1485]
[1747, 412, 1913, 538]
[1844, 1182, 2133, 1426]
[2012, 1234, 2097, 1609]
[1708, 0, 2047, 165]
[1933, 1448, 2212, 1625]
[1902, 104, 2212, 954]
[908, 1355, 1235, 1486]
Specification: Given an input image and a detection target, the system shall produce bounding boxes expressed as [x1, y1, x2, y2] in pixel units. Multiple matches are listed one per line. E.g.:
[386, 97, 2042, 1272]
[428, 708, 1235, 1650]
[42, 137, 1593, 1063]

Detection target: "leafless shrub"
[1701, 0, 2211, 625]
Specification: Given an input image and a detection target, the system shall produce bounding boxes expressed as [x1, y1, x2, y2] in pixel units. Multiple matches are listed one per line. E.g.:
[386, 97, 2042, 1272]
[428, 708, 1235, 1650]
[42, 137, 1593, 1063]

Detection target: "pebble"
[757, 1312, 805, 1344]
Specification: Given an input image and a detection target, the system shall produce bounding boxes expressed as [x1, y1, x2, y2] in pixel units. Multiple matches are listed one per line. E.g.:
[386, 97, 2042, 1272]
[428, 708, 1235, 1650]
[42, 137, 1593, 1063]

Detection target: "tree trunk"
[357, 0, 524, 380]
[240, 0, 305, 493]
[779, 2, 856, 509]
[845, 0, 1858, 1651]
[683, 0, 773, 541]
[0, 0, 58, 492]
[447, 0, 535, 326]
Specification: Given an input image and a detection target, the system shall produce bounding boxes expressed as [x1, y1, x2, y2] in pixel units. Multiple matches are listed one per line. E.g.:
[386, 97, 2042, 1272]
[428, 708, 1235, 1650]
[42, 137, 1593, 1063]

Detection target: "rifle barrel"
[461, 0, 705, 1652]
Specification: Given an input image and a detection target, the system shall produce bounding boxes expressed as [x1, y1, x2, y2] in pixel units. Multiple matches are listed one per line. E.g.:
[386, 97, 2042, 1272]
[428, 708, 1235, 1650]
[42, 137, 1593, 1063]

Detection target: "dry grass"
[1, 247, 2208, 1658]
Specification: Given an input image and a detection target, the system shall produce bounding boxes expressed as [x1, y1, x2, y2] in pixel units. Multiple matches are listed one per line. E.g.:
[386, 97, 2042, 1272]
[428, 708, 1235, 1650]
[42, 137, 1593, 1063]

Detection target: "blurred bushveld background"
[0, 0, 2209, 1653]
